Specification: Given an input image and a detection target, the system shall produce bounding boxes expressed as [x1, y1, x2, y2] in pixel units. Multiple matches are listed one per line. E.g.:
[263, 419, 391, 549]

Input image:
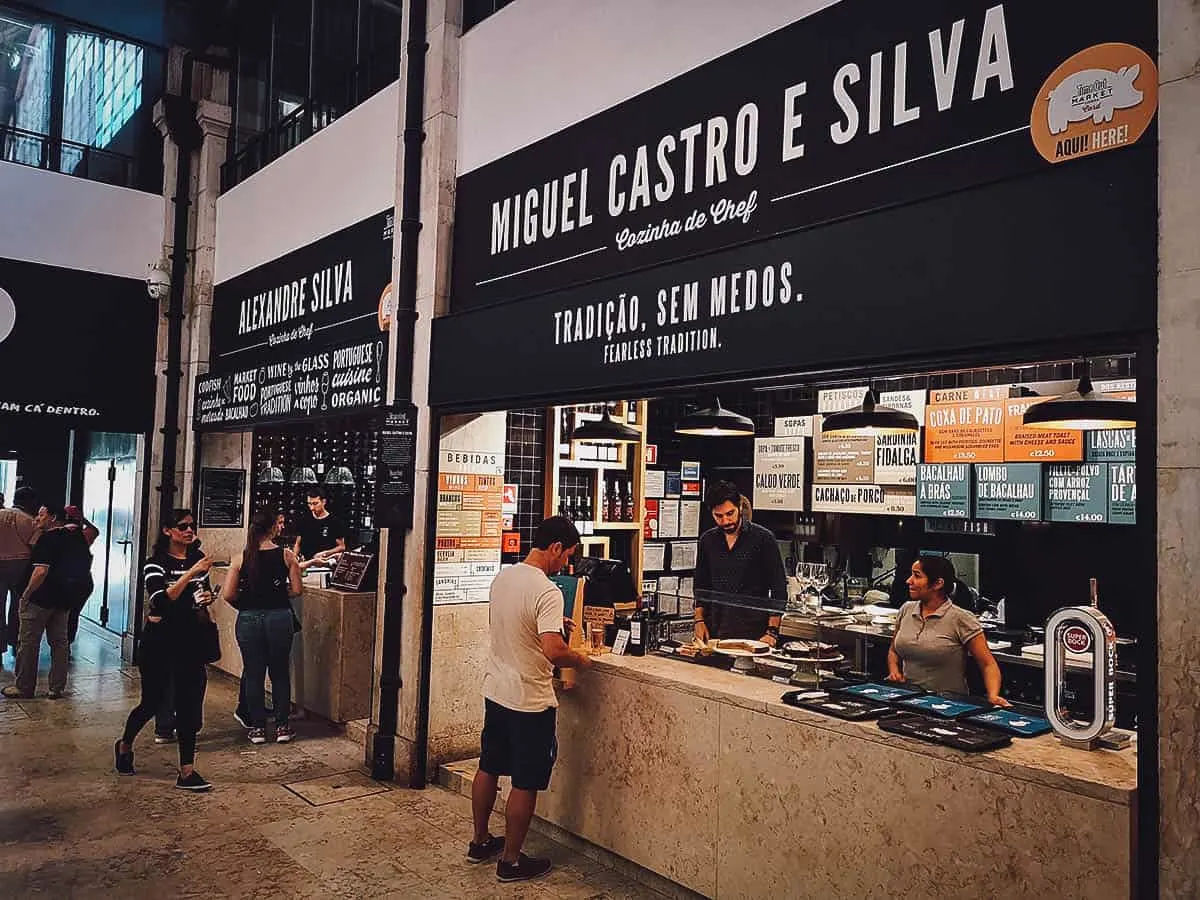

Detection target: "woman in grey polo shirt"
[886, 555, 1009, 705]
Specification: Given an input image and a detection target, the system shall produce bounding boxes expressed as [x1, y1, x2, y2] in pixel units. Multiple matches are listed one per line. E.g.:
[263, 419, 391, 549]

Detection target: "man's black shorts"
[479, 698, 557, 791]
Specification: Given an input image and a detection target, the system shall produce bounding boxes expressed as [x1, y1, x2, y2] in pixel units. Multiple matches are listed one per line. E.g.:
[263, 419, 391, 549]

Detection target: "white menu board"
[753, 437, 807, 511]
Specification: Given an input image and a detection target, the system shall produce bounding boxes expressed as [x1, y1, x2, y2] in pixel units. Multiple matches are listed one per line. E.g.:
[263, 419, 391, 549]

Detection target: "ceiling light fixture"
[1021, 367, 1136, 430]
[570, 405, 641, 444]
[674, 398, 756, 437]
[820, 388, 920, 436]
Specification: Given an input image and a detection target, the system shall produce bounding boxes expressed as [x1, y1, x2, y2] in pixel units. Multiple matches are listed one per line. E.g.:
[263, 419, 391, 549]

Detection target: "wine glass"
[810, 563, 830, 613]
[797, 563, 815, 615]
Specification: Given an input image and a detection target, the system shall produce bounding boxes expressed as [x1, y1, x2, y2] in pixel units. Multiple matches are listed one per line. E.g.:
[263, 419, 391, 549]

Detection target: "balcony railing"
[221, 50, 399, 192]
[1, 125, 138, 189]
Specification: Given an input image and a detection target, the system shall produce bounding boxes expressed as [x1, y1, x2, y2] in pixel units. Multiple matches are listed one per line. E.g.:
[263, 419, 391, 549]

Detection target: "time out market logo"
[1031, 43, 1158, 164]
[0, 286, 14, 345]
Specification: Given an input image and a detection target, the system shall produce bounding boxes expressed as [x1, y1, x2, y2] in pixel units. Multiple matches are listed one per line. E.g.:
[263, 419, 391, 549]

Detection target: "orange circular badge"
[377, 282, 395, 332]
[1031, 43, 1157, 164]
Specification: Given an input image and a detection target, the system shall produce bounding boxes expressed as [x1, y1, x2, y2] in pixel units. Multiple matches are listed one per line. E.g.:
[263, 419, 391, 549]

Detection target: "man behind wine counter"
[293, 487, 347, 571]
[693, 481, 787, 646]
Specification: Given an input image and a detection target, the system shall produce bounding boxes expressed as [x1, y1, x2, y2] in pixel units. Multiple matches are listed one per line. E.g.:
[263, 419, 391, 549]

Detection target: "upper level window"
[0, 4, 162, 191]
[63, 31, 144, 150]
[0, 7, 54, 166]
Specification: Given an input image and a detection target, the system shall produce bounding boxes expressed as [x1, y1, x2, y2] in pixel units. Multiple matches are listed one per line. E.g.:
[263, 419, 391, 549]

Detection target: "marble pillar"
[1157, 0, 1200, 894]
[368, 0, 464, 782]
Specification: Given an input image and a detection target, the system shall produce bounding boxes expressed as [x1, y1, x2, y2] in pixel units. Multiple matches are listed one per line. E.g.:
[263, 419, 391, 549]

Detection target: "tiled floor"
[0, 625, 664, 899]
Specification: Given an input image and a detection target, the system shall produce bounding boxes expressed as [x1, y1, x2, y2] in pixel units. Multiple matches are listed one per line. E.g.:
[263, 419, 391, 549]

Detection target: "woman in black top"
[115, 509, 214, 791]
[222, 509, 302, 744]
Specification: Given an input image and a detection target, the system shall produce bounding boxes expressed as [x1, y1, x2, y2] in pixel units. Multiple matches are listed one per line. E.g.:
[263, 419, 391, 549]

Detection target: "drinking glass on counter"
[588, 624, 605, 654]
[810, 564, 830, 613]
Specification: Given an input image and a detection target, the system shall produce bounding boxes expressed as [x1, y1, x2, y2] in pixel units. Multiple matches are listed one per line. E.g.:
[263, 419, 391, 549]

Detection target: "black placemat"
[878, 712, 1013, 752]
[782, 691, 894, 721]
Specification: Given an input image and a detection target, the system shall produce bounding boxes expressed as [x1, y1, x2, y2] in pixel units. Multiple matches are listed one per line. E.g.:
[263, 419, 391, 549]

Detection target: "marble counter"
[538, 654, 1136, 899]
[211, 586, 375, 723]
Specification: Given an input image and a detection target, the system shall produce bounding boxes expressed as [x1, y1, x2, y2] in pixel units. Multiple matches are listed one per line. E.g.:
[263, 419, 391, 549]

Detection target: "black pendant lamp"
[570, 405, 641, 443]
[674, 398, 755, 437]
[1021, 370, 1136, 430]
[821, 388, 919, 436]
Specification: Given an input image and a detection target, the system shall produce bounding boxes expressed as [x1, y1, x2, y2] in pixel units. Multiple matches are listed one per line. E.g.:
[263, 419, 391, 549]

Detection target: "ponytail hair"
[242, 509, 278, 588]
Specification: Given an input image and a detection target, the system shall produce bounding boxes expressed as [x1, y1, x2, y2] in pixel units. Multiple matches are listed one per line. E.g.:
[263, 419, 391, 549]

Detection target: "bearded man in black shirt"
[692, 481, 787, 645]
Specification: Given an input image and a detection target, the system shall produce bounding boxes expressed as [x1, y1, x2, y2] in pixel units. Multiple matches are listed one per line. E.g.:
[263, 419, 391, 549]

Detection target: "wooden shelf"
[594, 522, 641, 531]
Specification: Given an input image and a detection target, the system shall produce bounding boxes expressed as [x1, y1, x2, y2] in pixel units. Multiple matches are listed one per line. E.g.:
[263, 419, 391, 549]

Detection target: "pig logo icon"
[1046, 64, 1144, 135]
[1030, 43, 1158, 165]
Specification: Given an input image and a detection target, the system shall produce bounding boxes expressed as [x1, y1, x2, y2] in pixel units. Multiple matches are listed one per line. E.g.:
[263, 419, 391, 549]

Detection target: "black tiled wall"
[504, 409, 546, 557]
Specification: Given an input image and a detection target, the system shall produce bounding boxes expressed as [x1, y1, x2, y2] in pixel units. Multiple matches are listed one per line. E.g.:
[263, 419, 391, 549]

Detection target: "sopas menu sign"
[451, 0, 1156, 311]
[197, 210, 395, 429]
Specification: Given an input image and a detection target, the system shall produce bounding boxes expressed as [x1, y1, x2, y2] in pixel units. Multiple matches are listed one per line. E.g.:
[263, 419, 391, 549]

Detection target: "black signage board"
[198, 467, 246, 527]
[431, 146, 1155, 410]
[329, 550, 375, 591]
[375, 404, 418, 529]
[452, 0, 1156, 311]
[0, 257, 157, 432]
[196, 209, 395, 430]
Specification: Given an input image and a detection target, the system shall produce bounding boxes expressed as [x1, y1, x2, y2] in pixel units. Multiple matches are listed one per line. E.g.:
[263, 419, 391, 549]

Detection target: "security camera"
[146, 262, 171, 301]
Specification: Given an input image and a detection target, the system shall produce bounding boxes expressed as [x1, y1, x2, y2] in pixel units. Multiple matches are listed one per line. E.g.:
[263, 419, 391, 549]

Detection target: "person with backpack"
[2, 503, 94, 699]
[221, 509, 302, 744]
[114, 508, 215, 791]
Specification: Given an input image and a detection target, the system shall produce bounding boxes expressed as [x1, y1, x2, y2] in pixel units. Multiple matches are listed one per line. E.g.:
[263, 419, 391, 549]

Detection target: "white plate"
[713, 639, 772, 658]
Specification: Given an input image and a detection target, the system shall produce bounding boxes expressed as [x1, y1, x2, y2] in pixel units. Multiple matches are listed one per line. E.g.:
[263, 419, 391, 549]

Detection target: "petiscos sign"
[451, 0, 1156, 311]
[0, 258, 157, 432]
[197, 210, 394, 429]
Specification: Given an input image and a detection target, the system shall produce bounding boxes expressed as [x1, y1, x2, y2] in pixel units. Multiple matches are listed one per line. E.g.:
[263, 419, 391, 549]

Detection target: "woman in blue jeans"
[221, 510, 302, 744]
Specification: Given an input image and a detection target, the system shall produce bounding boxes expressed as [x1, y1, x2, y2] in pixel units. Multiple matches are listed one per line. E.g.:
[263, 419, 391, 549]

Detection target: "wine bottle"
[620, 477, 633, 522]
[605, 477, 618, 522]
[628, 597, 646, 656]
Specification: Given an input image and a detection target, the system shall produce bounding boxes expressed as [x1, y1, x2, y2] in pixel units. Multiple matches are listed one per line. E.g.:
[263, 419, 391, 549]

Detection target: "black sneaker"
[233, 709, 248, 728]
[175, 771, 212, 792]
[114, 740, 135, 776]
[154, 731, 177, 744]
[496, 854, 552, 883]
[467, 834, 504, 864]
[274, 723, 295, 743]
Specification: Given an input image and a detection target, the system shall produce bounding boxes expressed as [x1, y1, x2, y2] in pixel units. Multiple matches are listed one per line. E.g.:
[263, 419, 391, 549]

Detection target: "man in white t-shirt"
[469, 516, 590, 883]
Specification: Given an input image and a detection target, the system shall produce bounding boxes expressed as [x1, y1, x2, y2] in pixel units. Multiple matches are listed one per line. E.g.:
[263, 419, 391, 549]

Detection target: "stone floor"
[0, 624, 664, 899]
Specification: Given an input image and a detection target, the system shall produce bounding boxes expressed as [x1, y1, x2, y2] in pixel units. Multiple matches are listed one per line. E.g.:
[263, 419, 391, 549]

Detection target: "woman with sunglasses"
[114, 509, 215, 791]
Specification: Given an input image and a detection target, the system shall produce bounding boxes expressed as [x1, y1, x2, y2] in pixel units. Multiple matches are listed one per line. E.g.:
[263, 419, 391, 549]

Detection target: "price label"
[612, 629, 630, 656]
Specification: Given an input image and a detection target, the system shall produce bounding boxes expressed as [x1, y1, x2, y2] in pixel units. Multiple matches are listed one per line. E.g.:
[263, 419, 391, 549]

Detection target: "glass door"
[81, 458, 136, 635]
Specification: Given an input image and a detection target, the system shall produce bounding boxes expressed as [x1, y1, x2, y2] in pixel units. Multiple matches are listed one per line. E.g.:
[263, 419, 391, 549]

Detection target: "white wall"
[458, 0, 840, 174]
[214, 81, 400, 285]
[0, 161, 163, 279]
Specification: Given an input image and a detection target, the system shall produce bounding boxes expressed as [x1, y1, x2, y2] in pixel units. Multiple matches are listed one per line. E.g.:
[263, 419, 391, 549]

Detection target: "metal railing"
[220, 51, 399, 192]
[0, 125, 138, 188]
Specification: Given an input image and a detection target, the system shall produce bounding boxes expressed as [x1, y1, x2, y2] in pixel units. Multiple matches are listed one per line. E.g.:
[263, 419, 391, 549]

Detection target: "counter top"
[583, 653, 1136, 805]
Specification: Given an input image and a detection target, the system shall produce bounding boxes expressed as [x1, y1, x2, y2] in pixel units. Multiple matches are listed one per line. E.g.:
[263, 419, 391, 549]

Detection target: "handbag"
[196, 606, 222, 664]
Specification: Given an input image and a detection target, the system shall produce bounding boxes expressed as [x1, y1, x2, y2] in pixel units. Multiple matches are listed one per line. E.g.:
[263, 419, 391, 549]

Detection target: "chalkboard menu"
[375, 404, 418, 529]
[198, 467, 245, 527]
[329, 550, 375, 591]
[195, 209, 394, 430]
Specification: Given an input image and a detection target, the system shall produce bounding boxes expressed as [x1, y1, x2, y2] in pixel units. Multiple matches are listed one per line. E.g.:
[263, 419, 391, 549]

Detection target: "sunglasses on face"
[174, 522, 196, 531]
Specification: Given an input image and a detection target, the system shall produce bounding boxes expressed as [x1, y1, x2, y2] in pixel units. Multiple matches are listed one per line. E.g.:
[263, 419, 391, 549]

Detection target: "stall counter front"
[538, 654, 1135, 900]
[210, 580, 375, 723]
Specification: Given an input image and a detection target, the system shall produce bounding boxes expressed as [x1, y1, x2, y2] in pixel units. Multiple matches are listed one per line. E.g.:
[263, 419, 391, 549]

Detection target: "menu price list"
[375, 405, 417, 529]
[196, 336, 387, 428]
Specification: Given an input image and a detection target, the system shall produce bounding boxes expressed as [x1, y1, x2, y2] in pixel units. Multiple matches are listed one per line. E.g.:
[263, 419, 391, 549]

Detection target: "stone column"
[1157, 0, 1200, 894]
[147, 49, 230, 550]
[368, 0, 463, 782]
